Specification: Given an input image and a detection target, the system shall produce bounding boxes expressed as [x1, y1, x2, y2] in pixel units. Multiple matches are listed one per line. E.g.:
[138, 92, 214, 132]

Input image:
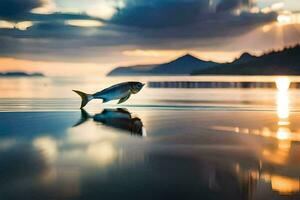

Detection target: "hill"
[0, 71, 44, 77]
[107, 54, 219, 76]
[107, 64, 157, 76]
[192, 45, 300, 75]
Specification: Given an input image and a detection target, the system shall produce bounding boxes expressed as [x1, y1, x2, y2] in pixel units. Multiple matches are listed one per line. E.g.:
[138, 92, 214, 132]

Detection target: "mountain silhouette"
[233, 52, 257, 64]
[0, 71, 44, 77]
[192, 44, 300, 75]
[107, 54, 218, 76]
[108, 44, 300, 76]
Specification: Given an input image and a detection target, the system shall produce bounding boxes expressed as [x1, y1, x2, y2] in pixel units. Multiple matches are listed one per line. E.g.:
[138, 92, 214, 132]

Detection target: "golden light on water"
[276, 90, 290, 120]
[251, 77, 300, 196]
[253, 172, 300, 195]
[271, 175, 300, 194]
[33, 136, 58, 163]
[212, 76, 297, 169]
[87, 142, 117, 166]
[276, 77, 291, 92]
[272, 77, 292, 165]
[276, 127, 291, 140]
[276, 77, 290, 124]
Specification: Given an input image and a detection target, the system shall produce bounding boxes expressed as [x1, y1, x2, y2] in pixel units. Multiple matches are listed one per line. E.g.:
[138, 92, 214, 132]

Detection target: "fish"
[73, 82, 145, 108]
[73, 108, 146, 137]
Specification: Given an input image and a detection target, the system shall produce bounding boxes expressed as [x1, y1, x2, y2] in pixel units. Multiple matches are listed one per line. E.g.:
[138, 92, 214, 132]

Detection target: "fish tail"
[101, 98, 109, 103]
[73, 90, 93, 108]
[73, 109, 91, 127]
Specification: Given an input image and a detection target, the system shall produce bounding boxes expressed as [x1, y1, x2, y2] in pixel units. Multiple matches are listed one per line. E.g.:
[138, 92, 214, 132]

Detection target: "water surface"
[0, 76, 300, 200]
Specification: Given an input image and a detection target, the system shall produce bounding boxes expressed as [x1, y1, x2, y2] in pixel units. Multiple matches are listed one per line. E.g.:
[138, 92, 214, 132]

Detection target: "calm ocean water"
[1, 75, 300, 111]
[0, 76, 300, 199]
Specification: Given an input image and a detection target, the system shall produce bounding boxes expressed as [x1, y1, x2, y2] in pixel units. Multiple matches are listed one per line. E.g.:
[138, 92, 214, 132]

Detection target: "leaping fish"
[73, 82, 145, 108]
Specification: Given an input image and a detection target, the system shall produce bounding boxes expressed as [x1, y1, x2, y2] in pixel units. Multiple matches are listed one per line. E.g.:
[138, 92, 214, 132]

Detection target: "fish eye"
[138, 83, 144, 88]
[131, 83, 144, 93]
[134, 83, 141, 88]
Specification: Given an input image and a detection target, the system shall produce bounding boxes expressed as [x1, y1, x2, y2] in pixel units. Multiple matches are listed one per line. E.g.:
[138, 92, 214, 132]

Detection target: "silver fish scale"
[93, 82, 131, 100]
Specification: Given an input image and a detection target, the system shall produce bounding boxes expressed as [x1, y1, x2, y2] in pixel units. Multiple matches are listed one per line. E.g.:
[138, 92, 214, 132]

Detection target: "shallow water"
[0, 76, 300, 200]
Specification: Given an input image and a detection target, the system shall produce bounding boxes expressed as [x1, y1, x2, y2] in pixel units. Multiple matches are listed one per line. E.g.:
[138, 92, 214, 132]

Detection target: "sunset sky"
[0, 0, 300, 76]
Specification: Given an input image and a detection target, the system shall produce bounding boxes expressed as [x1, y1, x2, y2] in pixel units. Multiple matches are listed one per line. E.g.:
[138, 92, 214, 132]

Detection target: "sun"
[276, 77, 290, 91]
[277, 15, 292, 25]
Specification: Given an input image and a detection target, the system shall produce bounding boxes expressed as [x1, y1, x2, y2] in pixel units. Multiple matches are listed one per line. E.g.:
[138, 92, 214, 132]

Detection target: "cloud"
[0, 20, 33, 30]
[31, 0, 56, 14]
[0, 0, 290, 64]
[0, 21, 15, 29]
[216, 0, 251, 12]
[110, 0, 211, 28]
[0, 0, 42, 20]
[109, 0, 264, 28]
[0, 0, 105, 23]
[66, 20, 104, 27]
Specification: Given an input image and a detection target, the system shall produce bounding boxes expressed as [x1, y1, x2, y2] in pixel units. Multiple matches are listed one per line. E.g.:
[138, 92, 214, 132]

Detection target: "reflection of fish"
[73, 82, 145, 108]
[74, 108, 146, 137]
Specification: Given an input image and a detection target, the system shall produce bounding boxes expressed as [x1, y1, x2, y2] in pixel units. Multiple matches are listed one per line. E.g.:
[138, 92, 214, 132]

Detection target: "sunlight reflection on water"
[1, 76, 300, 111]
[1, 76, 300, 199]
[209, 77, 300, 196]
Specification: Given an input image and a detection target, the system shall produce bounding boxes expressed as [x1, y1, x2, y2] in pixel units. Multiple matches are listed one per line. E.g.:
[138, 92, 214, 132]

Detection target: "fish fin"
[118, 93, 131, 104]
[116, 108, 130, 114]
[101, 109, 112, 114]
[102, 98, 110, 103]
[73, 109, 91, 127]
[73, 90, 93, 108]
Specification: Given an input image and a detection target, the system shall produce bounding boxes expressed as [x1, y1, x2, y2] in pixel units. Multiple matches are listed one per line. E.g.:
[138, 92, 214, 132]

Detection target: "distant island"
[0, 71, 44, 77]
[107, 44, 300, 76]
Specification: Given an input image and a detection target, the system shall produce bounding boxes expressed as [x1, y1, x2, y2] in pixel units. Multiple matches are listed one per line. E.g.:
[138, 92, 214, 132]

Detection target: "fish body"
[73, 82, 144, 108]
[93, 82, 132, 102]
